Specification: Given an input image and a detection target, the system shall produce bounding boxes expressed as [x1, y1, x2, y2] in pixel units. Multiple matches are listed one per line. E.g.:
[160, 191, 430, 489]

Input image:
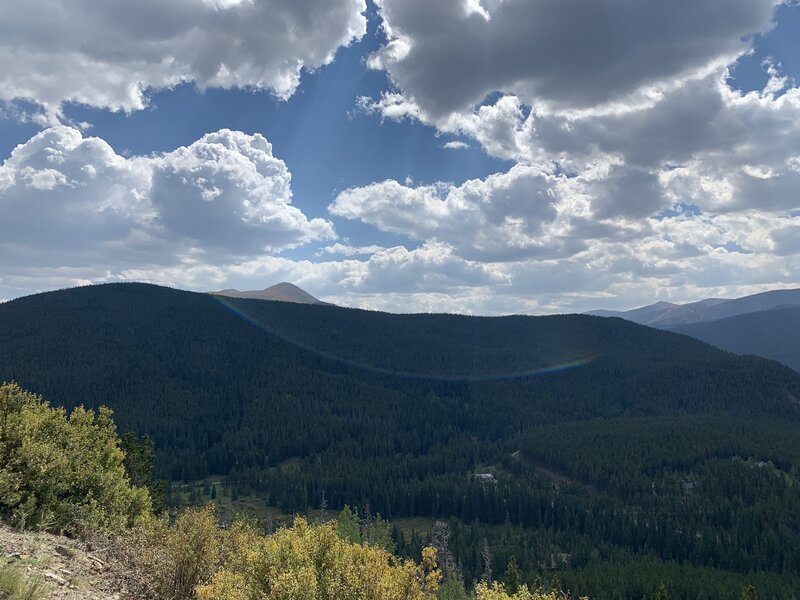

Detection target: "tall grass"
[0, 565, 50, 600]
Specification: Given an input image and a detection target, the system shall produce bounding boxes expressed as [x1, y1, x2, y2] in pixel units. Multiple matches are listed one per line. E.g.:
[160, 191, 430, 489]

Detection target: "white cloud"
[334, 71, 800, 310]
[331, 164, 568, 261]
[0, 0, 366, 117]
[318, 243, 386, 256]
[442, 141, 470, 150]
[339, 242, 508, 293]
[0, 127, 334, 275]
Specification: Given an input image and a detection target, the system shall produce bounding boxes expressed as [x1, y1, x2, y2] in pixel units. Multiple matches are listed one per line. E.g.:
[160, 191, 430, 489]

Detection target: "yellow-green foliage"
[120, 506, 222, 600]
[0, 383, 151, 534]
[196, 517, 441, 600]
[474, 582, 584, 600]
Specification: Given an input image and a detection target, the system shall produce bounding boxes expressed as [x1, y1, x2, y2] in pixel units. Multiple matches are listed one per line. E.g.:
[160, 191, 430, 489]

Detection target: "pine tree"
[740, 585, 757, 600]
[655, 582, 669, 600]
[504, 556, 521, 594]
[337, 504, 361, 544]
[480, 539, 492, 584]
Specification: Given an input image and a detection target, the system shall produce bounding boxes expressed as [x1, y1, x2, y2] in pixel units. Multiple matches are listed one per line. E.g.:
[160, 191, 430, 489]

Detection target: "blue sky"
[1, 0, 799, 313]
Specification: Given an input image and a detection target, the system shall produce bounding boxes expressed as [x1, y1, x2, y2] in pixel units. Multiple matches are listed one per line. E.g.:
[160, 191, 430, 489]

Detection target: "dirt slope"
[0, 523, 137, 599]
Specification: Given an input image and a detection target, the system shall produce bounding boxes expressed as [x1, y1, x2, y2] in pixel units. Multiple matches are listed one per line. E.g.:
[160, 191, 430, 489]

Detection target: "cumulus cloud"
[370, 0, 780, 118]
[343, 63, 800, 311]
[0, 127, 334, 276]
[0, 0, 366, 117]
[331, 165, 570, 261]
[357, 56, 800, 254]
[339, 242, 507, 293]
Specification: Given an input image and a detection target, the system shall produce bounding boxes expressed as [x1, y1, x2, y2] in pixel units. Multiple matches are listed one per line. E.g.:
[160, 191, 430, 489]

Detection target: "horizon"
[3, 279, 800, 318]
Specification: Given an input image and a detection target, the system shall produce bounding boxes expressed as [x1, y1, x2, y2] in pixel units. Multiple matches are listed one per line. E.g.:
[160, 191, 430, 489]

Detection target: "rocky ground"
[0, 523, 135, 599]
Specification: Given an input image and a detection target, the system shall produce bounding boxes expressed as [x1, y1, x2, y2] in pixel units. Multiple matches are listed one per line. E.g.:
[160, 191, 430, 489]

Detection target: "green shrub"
[111, 505, 224, 600]
[0, 383, 152, 534]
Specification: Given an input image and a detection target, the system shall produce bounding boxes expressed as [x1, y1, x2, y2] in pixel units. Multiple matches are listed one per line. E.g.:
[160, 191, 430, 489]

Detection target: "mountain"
[2, 283, 800, 597]
[671, 305, 800, 372]
[682, 287, 800, 323]
[588, 300, 678, 324]
[588, 288, 800, 328]
[210, 281, 331, 305]
[588, 289, 800, 373]
[587, 298, 731, 327]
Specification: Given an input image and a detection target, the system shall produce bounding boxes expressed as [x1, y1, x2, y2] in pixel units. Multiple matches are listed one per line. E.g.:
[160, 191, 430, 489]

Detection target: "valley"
[2, 283, 800, 597]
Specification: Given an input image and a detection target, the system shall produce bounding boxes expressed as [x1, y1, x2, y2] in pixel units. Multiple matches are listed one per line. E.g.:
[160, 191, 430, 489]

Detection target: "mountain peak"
[210, 282, 331, 305]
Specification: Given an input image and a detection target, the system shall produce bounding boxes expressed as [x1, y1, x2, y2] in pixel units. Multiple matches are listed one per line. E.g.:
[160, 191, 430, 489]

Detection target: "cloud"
[333, 71, 800, 310]
[0, 127, 334, 276]
[362, 62, 800, 229]
[0, 0, 366, 116]
[331, 164, 567, 261]
[442, 141, 470, 150]
[370, 0, 780, 118]
[318, 243, 386, 256]
[339, 242, 508, 293]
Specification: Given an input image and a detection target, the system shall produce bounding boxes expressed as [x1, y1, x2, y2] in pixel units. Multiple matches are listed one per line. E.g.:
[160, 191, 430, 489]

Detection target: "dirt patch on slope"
[0, 523, 141, 599]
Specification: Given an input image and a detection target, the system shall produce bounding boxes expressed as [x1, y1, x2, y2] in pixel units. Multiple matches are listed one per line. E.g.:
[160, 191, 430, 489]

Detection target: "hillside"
[2, 283, 800, 597]
[670, 305, 800, 372]
[0, 522, 134, 600]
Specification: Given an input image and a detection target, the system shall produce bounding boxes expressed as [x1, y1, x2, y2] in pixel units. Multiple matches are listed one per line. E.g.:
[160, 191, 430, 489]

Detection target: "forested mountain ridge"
[588, 287, 800, 328]
[669, 305, 800, 373]
[2, 282, 800, 598]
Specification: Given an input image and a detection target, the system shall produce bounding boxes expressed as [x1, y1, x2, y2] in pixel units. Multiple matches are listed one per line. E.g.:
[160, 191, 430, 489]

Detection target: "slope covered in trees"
[2, 283, 799, 597]
[670, 305, 800, 373]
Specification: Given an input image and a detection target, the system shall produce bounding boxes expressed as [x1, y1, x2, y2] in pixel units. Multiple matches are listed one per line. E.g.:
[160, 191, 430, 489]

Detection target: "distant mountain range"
[588, 288, 800, 371]
[671, 305, 800, 373]
[210, 282, 331, 305]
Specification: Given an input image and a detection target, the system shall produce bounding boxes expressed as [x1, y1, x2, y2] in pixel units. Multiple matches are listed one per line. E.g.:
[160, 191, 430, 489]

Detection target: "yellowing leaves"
[197, 517, 440, 600]
[474, 582, 587, 600]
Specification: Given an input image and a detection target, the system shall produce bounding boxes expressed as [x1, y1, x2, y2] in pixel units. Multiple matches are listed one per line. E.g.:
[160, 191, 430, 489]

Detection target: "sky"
[0, 0, 799, 314]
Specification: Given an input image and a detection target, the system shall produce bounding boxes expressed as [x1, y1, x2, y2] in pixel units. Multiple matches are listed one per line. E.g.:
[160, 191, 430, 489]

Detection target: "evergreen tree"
[337, 504, 361, 544]
[655, 582, 669, 600]
[504, 556, 521, 595]
[481, 539, 493, 584]
[740, 585, 757, 600]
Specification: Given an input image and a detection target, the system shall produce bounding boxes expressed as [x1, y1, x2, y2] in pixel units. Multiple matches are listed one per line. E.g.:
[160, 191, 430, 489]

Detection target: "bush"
[112, 505, 222, 600]
[473, 583, 582, 600]
[197, 517, 441, 600]
[0, 383, 151, 534]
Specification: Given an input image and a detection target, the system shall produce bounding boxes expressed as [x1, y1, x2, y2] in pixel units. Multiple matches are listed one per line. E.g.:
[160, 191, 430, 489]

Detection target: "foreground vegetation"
[0, 383, 151, 534]
[0, 564, 49, 600]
